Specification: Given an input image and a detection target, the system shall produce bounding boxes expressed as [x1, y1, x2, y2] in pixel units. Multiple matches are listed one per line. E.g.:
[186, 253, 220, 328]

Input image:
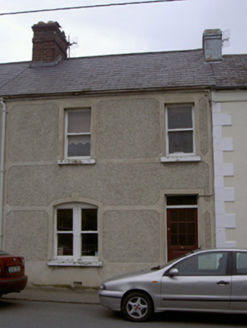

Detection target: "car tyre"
[122, 291, 153, 322]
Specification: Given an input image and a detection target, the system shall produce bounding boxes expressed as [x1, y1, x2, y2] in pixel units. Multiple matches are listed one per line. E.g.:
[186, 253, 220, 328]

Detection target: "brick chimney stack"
[32, 21, 69, 63]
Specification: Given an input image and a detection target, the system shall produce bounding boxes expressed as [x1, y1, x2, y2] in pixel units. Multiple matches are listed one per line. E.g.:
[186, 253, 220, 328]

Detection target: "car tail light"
[0, 264, 2, 276]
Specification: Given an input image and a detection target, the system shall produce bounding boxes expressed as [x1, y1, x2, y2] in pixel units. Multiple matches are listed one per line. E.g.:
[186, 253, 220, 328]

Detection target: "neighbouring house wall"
[212, 90, 247, 248]
[3, 92, 214, 287]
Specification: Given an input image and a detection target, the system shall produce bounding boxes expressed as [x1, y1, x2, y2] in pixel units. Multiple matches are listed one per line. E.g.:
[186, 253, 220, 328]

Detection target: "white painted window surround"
[212, 102, 236, 248]
[58, 108, 96, 165]
[58, 159, 96, 165]
[47, 203, 102, 267]
[167, 105, 195, 155]
[161, 104, 201, 163]
[160, 156, 201, 163]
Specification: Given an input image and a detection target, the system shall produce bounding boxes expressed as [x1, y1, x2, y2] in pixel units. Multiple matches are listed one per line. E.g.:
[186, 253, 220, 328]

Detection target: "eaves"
[1, 85, 213, 101]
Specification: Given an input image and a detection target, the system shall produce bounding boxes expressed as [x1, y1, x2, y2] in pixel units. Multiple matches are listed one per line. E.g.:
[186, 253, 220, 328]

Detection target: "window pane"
[171, 210, 178, 222]
[57, 209, 73, 231]
[179, 234, 186, 245]
[169, 131, 193, 153]
[168, 106, 192, 129]
[81, 209, 97, 231]
[188, 223, 195, 233]
[188, 209, 196, 221]
[81, 234, 98, 256]
[199, 253, 227, 272]
[175, 252, 227, 276]
[57, 234, 73, 255]
[171, 223, 177, 234]
[179, 211, 186, 222]
[171, 234, 178, 246]
[175, 255, 198, 275]
[179, 223, 186, 233]
[68, 135, 91, 157]
[188, 234, 195, 245]
[167, 196, 197, 206]
[68, 110, 91, 133]
[236, 252, 247, 274]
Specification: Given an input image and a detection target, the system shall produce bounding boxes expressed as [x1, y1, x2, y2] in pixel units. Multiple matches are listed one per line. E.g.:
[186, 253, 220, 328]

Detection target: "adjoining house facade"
[0, 22, 246, 287]
[212, 90, 247, 248]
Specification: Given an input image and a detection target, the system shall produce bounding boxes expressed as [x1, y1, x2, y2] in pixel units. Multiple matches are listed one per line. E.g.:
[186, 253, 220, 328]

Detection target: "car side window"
[236, 252, 247, 275]
[173, 252, 228, 276]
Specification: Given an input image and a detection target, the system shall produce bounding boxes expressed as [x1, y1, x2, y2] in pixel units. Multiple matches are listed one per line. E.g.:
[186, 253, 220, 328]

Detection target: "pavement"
[2, 286, 100, 304]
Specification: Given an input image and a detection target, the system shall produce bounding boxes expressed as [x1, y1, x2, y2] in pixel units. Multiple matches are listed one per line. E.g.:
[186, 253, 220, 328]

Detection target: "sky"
[0, 0, 247, 63]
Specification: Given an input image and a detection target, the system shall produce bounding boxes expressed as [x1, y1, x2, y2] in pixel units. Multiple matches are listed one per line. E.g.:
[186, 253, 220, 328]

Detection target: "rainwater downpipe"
[0, 98, 6, 248]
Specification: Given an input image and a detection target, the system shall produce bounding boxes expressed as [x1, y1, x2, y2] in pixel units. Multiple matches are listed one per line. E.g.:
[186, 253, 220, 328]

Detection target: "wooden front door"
[167, 208, 198, 261]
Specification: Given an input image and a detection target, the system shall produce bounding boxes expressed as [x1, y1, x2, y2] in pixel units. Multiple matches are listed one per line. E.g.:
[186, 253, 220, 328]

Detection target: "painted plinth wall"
[212, 91, 247, 248]
[2, 92, 214, 287]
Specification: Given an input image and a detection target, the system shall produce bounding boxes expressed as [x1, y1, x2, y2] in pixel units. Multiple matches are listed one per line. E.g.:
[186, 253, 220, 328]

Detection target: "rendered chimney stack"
[203, 29, 222, 62]
[32, 21, 69, 63]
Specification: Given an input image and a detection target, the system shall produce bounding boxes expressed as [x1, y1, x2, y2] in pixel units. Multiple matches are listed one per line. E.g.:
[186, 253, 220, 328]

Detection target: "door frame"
[165, 195, 199, 262]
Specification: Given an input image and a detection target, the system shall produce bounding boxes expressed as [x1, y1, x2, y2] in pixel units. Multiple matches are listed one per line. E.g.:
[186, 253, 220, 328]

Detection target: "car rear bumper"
[0, 275, 28, 295]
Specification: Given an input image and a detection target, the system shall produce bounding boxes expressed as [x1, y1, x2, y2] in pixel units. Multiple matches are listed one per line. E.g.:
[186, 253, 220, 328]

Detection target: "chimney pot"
[203, 29, 222, 62]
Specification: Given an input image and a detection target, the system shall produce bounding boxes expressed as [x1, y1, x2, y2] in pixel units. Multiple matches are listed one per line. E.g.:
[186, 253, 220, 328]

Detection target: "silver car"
[99, 249, 247, 322]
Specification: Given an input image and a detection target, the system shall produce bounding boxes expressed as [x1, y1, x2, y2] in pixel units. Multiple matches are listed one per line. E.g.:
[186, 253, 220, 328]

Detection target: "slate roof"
[0, 49, 247, 98]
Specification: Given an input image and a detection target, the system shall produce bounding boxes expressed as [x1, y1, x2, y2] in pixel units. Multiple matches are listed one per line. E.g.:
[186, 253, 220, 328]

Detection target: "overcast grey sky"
[0, 0, 246, 63]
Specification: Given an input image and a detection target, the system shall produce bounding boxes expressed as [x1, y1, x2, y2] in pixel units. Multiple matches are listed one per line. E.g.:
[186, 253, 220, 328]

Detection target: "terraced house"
[0, 22, 246, 287]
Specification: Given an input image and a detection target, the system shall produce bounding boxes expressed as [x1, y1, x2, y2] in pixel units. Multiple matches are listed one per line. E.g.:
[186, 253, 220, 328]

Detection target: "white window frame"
[166, 104, 195, 157]
[65, 108, 91, 160]
[53, 203, 99, 265]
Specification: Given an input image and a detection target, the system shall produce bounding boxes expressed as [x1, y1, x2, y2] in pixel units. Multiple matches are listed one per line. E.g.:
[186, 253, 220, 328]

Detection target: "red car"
[0, 250, 28, 297]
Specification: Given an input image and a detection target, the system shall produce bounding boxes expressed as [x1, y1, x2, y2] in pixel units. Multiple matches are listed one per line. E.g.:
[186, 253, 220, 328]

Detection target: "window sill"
[47, 259, 102, 267]
[58, 159, 96, 165]
[160, 156, 201, 163]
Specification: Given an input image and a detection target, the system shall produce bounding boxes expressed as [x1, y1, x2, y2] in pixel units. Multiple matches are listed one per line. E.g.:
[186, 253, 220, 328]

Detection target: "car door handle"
[217, 280, 230, 285]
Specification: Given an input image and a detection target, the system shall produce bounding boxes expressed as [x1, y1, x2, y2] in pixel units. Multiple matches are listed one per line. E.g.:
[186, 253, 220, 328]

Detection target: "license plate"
[8, 265, 21, 273]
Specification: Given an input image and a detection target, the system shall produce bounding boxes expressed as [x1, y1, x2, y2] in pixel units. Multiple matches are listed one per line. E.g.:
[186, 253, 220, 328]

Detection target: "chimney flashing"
[30, 55, 63, 68]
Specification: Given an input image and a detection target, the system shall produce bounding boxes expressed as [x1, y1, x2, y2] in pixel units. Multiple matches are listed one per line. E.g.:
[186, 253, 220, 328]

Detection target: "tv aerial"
[222, 30, 230, 48]
[68, 35, 79, 57]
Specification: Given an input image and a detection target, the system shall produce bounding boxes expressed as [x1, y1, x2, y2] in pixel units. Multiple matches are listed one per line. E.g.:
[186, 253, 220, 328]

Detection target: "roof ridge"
[65, 48, 203, 61]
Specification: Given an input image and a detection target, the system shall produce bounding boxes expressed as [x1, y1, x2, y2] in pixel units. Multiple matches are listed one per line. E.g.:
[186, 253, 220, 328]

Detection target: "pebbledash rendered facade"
[0, 22, 246, 287]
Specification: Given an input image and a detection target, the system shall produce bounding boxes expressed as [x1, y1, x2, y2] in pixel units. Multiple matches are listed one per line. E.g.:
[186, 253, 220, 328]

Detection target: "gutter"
[0, 98, 6, 248]
[212, 85, 247, 91]
[1, 85, 213, 101]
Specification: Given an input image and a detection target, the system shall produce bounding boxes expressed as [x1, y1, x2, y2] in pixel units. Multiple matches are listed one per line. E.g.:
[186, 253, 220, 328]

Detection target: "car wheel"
[122, 291, 153, 322]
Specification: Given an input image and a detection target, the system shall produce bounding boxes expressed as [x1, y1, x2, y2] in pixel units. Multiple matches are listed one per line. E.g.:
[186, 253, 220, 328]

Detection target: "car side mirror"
[168, 268, 179, 277]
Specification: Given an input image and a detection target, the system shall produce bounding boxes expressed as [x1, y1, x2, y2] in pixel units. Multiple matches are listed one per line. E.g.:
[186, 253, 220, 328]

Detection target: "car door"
[230, 251, 247, 311]
[161, 251, 231, 311]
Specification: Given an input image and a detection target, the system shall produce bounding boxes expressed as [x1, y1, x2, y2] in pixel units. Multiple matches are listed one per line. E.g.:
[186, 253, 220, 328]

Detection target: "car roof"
[190, 248, 247, 254]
